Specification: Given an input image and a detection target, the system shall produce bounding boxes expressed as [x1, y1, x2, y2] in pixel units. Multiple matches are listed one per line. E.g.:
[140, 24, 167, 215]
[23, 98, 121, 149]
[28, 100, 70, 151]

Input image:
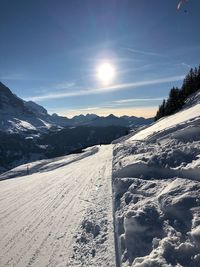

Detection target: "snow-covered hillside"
[113, 92, 200, 266]
[0, 82, 70, 133]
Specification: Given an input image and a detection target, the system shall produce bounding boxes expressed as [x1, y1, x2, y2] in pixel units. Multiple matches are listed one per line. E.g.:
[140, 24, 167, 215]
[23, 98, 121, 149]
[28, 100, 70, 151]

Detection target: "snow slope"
[0, 145, 115, 267]
[129, 102, 200, 141]
[113, 96, 200, 266]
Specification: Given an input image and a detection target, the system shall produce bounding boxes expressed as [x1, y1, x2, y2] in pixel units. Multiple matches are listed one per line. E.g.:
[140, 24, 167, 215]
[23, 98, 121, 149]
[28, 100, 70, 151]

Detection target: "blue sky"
[0, 0, 200, 118]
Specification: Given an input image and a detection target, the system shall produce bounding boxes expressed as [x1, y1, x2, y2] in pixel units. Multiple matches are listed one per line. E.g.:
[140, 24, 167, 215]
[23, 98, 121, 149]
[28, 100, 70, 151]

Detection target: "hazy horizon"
[50, 104, 158, 118]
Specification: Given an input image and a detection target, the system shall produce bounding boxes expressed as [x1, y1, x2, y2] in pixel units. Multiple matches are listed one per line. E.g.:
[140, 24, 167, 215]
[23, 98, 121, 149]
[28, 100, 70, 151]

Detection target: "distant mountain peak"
[0, 81, 70, 132]
[25, 101, 48, 116]
[85, 113, 98, 119]
[106, 114, 118, 119]
[0, 81, 28, 114]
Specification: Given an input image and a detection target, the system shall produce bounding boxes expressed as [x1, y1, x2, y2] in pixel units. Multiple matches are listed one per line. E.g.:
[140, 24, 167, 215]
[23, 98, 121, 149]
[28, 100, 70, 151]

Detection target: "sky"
[0, 0, 200, 118]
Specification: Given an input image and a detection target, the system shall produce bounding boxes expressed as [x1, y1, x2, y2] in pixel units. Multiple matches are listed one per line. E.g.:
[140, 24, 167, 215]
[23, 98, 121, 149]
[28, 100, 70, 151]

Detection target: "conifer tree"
[154, 65, 200, 121]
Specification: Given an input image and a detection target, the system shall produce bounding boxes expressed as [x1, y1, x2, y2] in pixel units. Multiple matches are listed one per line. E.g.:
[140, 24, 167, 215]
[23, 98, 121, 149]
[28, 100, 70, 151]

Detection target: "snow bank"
[128, 103, 200, 142]
[114, 178, 200, 267]
[113, 117, 200, 182]
[0, 145, 99, 180]
[113, 97, 200, 266]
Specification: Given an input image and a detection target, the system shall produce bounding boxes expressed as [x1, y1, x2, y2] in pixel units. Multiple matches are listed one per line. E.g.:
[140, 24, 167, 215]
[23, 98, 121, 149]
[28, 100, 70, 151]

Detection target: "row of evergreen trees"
[155, 65, 200, 121]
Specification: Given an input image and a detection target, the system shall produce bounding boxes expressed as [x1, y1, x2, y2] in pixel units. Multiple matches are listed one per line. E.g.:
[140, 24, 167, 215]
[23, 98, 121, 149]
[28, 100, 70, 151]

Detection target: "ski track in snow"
[0, 145, 115, 267]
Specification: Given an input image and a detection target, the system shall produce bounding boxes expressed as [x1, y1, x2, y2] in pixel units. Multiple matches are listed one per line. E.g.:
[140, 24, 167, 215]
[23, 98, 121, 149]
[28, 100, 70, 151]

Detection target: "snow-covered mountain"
[0, 80, 155, 174]
[71, 113, 99, 124]
[0, 82, 153, 133]
[0, 82, 71, 133]
[0, 82, 128, 172]
[0, 90, 199, 266]
[0, 81, 29, 115]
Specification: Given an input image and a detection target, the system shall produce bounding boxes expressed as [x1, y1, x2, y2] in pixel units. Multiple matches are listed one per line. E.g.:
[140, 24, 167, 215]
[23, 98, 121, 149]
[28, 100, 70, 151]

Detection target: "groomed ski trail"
[0, 145, 115, 267]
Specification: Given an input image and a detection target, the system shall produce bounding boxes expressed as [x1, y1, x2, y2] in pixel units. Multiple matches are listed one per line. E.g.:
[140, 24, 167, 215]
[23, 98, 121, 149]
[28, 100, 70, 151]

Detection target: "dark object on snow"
[27, 164, 30, 175]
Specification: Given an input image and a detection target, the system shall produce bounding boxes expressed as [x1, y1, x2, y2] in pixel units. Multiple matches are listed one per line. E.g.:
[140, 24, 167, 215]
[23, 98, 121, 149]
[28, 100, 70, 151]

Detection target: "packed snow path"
[0, 145, 115, 267]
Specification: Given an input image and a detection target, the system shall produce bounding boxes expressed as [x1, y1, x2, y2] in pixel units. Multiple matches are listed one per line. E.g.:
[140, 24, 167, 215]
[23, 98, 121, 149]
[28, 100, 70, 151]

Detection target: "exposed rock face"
[0, 82, 29, 114]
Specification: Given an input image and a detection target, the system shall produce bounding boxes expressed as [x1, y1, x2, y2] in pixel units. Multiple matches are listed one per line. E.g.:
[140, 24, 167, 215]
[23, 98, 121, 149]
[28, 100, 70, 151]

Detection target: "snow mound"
[113, 94, 200, 266]
[113, 116, 200, 182]
[114, 178, 200, 267]
[128, 102, 200, 142]
[184, 89, 200, 108]
[0, 146, 99, 180]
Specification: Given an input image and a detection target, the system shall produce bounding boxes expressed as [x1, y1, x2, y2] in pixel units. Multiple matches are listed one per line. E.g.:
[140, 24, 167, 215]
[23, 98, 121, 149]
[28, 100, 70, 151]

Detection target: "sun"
[96, 62, 115, 85]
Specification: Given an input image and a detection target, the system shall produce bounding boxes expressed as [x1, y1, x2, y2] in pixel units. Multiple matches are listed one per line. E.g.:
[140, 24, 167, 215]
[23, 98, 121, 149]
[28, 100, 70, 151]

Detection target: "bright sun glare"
[97, 62, 115, 85]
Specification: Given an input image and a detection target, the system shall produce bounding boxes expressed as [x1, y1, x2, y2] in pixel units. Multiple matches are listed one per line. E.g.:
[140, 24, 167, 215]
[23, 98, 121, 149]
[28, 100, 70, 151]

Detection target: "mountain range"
[0, 81, 153, 134]
[0, 81, 154, 173]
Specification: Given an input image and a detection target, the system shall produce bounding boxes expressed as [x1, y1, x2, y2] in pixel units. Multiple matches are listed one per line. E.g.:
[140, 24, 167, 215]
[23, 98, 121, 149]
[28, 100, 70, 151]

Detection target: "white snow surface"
[0, 145, 115, 267]
[129, 103, 200, 141]
[9, 119, 38, 132]
[113, 97, 200, 266]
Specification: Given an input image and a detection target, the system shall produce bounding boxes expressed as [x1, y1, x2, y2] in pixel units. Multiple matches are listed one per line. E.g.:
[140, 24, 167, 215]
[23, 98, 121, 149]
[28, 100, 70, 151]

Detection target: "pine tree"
[154, 65, 200, 121]
[155, 99, 166, 121]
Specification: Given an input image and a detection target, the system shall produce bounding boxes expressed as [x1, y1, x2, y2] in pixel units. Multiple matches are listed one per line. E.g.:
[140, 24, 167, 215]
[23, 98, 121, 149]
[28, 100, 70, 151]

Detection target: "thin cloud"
[78, 107, 100, 111]
[0, 73, 27, 81]
[123, 47, 167, 58]
[49, 106, 100, 114]
[49, 99, 164, 118]
[113, 97, 166, 104]
[55, 81, 75, 90]
[25, 75, 184, 102]
[0, 73, 52, 82]
[181, 62, 192, 69]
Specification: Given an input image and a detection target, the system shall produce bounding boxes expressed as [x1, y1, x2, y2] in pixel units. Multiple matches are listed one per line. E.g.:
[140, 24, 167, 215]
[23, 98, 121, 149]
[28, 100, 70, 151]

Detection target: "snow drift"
[113, 91, 200, 266]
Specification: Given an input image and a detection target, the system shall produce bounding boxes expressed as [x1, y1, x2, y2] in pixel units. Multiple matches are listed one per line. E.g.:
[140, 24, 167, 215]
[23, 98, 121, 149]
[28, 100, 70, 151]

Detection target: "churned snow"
[113, 94, 200, 266]
[113, 178, 200, 267]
